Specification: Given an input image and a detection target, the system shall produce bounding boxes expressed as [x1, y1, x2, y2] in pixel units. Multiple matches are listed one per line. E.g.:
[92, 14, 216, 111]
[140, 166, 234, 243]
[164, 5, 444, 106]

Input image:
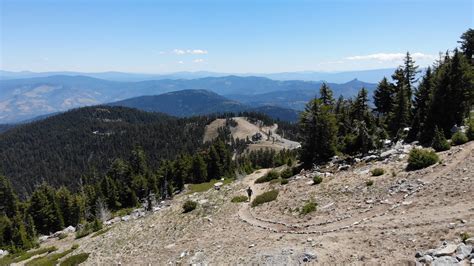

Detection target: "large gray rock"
[301, 251, 317, 262]
[432, 256, 460, 266]
[419, 255, 434, 263]
[455, 243, 472, 260]
[434, 244, 458, 256]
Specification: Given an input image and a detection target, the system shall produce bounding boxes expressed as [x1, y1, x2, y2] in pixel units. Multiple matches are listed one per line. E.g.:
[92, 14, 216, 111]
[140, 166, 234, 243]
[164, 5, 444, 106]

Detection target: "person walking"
[246, 186, 253, 202]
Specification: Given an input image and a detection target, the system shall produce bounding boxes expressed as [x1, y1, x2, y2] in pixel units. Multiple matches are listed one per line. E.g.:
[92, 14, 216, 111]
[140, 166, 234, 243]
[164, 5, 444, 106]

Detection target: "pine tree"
[459, 28, 474, 64]
[402, 52, 420, 103]
[373, 77, 394, 116]
[300, 99, 337, 168]
[431, 126, 450, 151]
[408, 67, 434, 142]
[0, 175, 18, 218]
[351, 87, 373, 126]
[191, 154, 207, 183]
[319, 83, 335, 107]
[388, 68, 411, 137]
[28, 185, 64, 235]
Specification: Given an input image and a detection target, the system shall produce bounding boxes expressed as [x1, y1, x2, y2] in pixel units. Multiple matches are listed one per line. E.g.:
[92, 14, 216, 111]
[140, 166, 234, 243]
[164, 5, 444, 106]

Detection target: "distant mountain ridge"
[0, 75, 376, 123]
[0, 69, 395, 83]
[109, 90, 300, 122]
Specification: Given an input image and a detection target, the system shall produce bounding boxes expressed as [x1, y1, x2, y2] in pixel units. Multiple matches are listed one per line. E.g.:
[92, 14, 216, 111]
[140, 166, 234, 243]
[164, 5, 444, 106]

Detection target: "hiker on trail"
[247, 187, 253, 202]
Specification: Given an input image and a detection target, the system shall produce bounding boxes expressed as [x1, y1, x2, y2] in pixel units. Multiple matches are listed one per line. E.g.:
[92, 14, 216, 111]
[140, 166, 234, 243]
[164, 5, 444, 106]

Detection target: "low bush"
[0, 246, 57, 265]
[313, 175, 323, 185]
[25, 245, 77, 266]
[467, 121, 474, 141]
[366, 180, 374, 186]
[255, 171, 280, 184]
[59, 253, 89, 266]
[182, 200, 197, 213]
[451, 131, 468, 145]
[300, 201, 317, 215]
[251, 190, 279, 207]
[280, 178, 289, 185]
[432, 126, 450, 151]
[280, 168, 293, 179]
[407, 148, 439, 170]
[75, 219, 103, 239]
[57, 233, 68, 240]
[91, 227, 112, 238]
[370, 168, 385, 176]
[461, 232, 470, 243]
[231, 195, 248, 203]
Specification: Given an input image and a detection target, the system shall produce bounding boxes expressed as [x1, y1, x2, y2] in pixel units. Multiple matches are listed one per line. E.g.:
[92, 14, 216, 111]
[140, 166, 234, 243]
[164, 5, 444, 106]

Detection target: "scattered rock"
[455, 243, 472, 260]
[301, 251, 317, 262]
[432, 256, 460, 266]
[249, 244, 256, 248]
[338, 165, 350, 171]
[434, 244, 458, 256]
[465, 237, 474, 245]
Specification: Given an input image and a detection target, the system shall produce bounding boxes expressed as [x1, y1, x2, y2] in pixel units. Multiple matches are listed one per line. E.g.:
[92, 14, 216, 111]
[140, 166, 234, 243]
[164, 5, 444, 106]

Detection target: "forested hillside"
[0, 106, 214, 196]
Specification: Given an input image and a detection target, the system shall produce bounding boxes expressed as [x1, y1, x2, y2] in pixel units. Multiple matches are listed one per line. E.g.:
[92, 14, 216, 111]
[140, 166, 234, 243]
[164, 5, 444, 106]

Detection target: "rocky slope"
[14, 141, 474, 265]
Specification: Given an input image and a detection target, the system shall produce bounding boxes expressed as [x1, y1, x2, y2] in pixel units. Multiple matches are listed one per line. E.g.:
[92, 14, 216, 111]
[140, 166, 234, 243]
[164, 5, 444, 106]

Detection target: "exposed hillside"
[0, 75, 374, 123]
[0, 106, 214, 196]
[109, 90, 300, 122]
[32, 141, 474, 264]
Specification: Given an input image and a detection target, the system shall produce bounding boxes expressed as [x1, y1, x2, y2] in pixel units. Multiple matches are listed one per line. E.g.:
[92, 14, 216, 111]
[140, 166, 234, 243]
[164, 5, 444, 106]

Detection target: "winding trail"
[238, 142, 474, 235]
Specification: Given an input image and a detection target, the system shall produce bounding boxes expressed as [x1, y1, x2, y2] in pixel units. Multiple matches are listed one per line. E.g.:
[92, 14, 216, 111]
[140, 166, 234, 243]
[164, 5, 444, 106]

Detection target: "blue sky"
[0, 0, 472, 73]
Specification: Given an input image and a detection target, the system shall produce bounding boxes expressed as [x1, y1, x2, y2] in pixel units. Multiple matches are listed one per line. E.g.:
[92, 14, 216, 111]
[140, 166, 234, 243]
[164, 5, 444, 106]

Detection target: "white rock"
[63, 225, 76, 233]
[434, 244, 458, 256]
[249, 244, 256, 248]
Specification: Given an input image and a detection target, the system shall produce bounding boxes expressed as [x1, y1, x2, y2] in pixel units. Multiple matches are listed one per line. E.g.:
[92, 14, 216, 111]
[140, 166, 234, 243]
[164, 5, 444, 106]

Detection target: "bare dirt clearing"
[29, 142, 473, 265]
[203, 117, 300, 152]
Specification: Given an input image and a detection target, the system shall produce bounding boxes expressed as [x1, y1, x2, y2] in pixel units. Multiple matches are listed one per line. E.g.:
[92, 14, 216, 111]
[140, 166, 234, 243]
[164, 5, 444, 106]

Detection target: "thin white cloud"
[172, 49, 208, 55]
[178, 60, 184, 64]
[173, 49, 186, 55]
[193, 58, 204, 63]
[345, 52, 435, 62]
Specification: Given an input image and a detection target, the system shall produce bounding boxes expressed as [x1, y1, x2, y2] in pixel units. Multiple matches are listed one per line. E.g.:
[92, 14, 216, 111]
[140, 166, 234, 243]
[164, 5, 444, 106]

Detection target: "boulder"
[419, 255, 434, 263]
[214, 182, 223, 190]
[0, 249, 9, 258]
[301, 251, 317, 262]
[338, 165, 350, 171]
[455, 243, 472, 260]
[434, 244, 458, 257]
[432, 256, 460, 266]
[63, 225, 76, 233]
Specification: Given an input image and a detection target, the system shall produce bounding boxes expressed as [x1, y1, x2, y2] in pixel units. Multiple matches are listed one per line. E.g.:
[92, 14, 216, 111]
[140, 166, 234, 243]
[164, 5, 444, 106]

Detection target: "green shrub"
[292, 165, 303, 175]
[255, 170, 280, 184]
[366, 180, 374, 186]
[451, 131, 468, 145]
[231, 195, 248, 203]
[91, 227, 112, 238]
[280, 168, 293, 179]
[467, 121, 474, 141]
[182, 200, 197, 213]
[59, 253, 89, 266]
[0, 246, 58, 265]
[370, 168, 385, 176]
[461, 232, 471, 243]
[280, 178, 289, 185]
[407, 148, 439, 170]
[25, 245, 77, 266]
[251, 190, 279, 207]
[300, 201, 317, 215]
[75, 219, 103, 239]
[57, 233, 68, 240]
[432, 126, 450, 151]
[313, 175, 323, 185]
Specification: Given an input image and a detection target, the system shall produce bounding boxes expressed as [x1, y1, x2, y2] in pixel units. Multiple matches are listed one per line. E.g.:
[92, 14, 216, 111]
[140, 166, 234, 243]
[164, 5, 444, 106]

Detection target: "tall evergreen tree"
[408, 67, 434, 142]
[0, 175, 18, 218]
[319, 83, 335, 107]
[373, 77, 394, 116]
[300, 99, 337, 168]
[388, 68, 412, 137]
[459, 28, 474, 65]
